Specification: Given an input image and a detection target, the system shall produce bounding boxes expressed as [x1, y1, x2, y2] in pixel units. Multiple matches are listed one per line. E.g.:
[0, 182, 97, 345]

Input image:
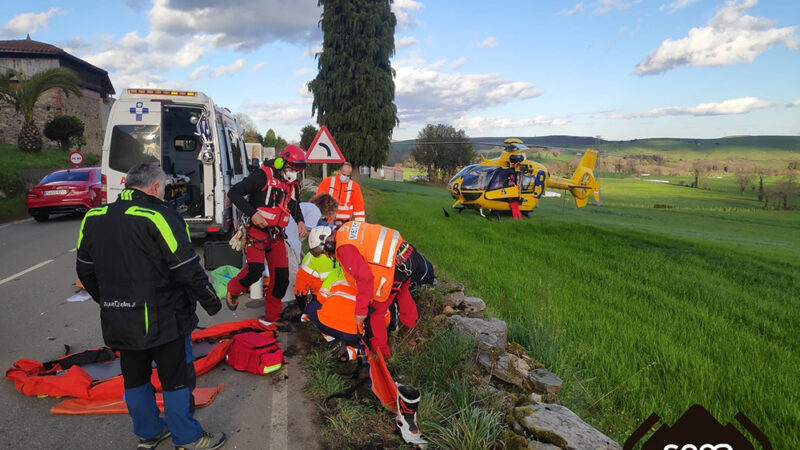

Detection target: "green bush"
[43, 115, 85, 151]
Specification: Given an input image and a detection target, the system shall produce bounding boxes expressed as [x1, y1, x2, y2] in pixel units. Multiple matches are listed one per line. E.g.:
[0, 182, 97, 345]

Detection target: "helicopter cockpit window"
[450, 164, 477, 184]
[460, 166, 497, 190]
[520, 173, 535, 192]
[488, 168, 517, 191]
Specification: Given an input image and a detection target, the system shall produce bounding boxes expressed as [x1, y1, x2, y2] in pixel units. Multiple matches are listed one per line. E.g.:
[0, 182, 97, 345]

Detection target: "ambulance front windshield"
[108, 125, 161, 173]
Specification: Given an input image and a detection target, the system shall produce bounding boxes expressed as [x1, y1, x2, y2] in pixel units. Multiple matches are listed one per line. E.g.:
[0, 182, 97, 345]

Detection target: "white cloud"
[393, 0, 424, 30]
[302, 44, 323, 58]
[593, 0, 635, 14]
[559, 3, 585, 15]
[394, 60, 543, 125]
[0, 8, 63, 38]
[58, 37, 94, 56]
[635, 0, 799, 75]
[451, 57, 467, 70]
[188, 65, 209, 80]
[82, 30, 225, 88]
[452, 115, 569, 132]
[479, 37, 498, 48]
[244, 97, 314, 124]
[252, 62, 268, 71]
[659, 0, 699, 14]
[294, 67, 312, 77]
[209, 59, 246, 79]
[790, 99, 800, 107]
[148, 0, 321, 51]
[397, 36, 419, 49]
[614, 97, 774, 118]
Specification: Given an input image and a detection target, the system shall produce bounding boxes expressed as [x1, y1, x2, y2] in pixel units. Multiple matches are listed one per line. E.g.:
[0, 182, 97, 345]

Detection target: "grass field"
[360, 175, 800, 447]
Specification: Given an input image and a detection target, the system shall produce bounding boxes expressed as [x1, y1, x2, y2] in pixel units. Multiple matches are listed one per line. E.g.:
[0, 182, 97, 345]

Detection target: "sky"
[1, 0, 799, 142]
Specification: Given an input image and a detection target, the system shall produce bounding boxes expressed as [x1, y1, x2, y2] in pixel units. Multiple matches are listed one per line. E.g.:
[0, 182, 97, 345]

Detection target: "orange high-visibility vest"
[317, 278, 360, 335]
[335, 221, 402, 303]
[316, 175, 365, 222]
[294, 253, 335, 297]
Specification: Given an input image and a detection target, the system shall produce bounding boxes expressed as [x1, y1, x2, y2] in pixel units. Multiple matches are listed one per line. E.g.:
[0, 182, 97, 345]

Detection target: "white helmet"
[308, 226, 334, 255]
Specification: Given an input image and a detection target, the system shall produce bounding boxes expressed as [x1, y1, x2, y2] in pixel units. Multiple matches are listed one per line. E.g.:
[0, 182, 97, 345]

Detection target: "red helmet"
[278, 145, 307, 171]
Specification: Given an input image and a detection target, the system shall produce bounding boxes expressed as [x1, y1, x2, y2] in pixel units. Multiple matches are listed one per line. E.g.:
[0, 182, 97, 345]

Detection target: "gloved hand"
[229, 227, 246, 251]
[330, 340, 350, 361]
[205, 296, 222, 316]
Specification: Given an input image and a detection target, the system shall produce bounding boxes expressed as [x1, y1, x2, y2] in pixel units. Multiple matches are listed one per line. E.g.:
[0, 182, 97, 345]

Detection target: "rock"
[528, 392, 543, 404]
[478, 352, 532, 389]
[462, 296, 486, 313]
[515, 404, 621, 450]
[447, 316, 507, 352]
[528, 368, 563, 394]
[443, 305, 456, 315]
[439, 281, 464, 292]
[528, 440, 562, 450]
[442, 290, 465, 308]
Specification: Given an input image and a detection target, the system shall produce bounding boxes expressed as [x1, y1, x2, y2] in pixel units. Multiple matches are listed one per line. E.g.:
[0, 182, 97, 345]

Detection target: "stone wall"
[0, 87, 113, 156]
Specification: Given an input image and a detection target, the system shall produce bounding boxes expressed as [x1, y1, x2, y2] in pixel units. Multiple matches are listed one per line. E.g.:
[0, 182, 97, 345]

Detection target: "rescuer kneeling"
[306, 222, 434, 359]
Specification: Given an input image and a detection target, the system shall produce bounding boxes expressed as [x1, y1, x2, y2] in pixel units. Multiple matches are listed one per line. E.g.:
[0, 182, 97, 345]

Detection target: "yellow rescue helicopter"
[448, 138, 601, 218]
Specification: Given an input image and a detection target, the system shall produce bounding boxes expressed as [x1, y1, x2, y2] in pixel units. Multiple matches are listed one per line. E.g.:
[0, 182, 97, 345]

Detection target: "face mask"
[339, 174, 350, 183]
[284, 170, 298, 182]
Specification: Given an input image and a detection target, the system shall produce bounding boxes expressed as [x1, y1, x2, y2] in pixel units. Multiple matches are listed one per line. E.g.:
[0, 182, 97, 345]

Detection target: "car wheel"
[32, 211, 49, 222]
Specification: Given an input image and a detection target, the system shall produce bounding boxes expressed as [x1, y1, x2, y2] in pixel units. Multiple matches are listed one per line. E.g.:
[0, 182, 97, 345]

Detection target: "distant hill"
[388, 135, 800, 165]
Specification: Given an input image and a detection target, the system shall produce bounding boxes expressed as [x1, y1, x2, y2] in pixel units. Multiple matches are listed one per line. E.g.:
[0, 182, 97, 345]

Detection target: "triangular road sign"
[306, 125, 345, 163]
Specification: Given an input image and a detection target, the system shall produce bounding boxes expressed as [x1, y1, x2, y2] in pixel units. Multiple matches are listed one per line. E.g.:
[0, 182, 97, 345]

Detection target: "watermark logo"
[624, 404, 771, 450]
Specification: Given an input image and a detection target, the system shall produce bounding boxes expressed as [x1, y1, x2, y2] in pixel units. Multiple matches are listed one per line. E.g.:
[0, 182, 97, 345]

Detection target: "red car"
[26, 167, 103, 222]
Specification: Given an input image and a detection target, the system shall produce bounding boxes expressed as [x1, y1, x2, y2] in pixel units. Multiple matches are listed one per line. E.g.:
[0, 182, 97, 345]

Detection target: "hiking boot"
[226, 292, 239, 311]
[137, 427, 170, 449]
[175, 431, 226, 450]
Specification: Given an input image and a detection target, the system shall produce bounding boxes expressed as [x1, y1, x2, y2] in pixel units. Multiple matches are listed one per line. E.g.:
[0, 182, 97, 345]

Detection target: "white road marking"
[0, 218, 33, 229]
[0, 259, 54, 286]
[269, 350, 289, 450]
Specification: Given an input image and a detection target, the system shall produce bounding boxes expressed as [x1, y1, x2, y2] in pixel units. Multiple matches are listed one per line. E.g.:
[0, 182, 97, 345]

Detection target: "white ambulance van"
[101, 89, 250, 238]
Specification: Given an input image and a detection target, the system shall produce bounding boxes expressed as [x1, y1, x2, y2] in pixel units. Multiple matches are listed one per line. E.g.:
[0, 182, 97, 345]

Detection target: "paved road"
[0, 214, 322, 450]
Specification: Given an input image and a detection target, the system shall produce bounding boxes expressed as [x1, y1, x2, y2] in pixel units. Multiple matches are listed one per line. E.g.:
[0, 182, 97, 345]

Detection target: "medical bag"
[225, 332, 284, 375]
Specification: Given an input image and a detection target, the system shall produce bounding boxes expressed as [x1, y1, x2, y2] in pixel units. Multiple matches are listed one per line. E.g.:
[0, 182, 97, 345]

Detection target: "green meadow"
[360, 175, 800, 447]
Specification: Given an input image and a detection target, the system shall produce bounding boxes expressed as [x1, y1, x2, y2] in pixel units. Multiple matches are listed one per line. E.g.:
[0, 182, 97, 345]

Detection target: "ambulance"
[101, 89, 250, 238]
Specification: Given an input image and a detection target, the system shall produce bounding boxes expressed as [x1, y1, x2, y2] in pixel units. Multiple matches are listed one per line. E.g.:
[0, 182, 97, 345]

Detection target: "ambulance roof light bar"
[128, 89, 197, 96]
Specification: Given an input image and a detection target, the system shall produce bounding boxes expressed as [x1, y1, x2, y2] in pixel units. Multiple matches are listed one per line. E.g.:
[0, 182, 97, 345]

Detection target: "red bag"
[225, 332, 284, 375]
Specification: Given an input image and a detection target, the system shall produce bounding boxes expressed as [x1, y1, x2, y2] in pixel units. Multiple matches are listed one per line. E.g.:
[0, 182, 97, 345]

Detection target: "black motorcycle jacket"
[76, 188, 221, 350]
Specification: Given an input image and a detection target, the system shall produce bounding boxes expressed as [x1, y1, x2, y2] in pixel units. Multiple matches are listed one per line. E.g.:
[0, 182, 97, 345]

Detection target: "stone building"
[0, 36, 115, 155]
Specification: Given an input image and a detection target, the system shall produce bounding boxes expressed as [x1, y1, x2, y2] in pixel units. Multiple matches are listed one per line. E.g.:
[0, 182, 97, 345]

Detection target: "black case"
[203, 241, 244, 270]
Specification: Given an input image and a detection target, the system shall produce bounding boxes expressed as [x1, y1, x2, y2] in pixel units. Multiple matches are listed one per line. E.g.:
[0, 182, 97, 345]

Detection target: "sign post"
[68, 151, 84, 167]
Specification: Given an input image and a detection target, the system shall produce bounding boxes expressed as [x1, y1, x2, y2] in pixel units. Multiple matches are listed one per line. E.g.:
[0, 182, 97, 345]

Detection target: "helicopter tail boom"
[546, 149, 600, 208]
[569, 150, 600, 208]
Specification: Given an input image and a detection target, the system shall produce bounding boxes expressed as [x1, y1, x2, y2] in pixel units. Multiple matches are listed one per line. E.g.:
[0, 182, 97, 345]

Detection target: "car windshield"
[108, 125, 161, 173]
[41, 171, 91, 183]
[460, 166, 498, 190]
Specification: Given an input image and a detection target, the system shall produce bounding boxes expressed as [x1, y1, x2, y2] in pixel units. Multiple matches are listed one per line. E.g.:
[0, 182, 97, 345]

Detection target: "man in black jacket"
[77, 163, 226, 450]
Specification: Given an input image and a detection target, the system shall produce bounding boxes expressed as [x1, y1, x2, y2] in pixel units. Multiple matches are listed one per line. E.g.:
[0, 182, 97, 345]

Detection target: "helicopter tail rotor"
[568, 150, 600, 208]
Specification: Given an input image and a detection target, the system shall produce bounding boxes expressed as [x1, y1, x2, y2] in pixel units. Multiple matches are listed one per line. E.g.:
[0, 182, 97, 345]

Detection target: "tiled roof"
[0, 36, 65, 55]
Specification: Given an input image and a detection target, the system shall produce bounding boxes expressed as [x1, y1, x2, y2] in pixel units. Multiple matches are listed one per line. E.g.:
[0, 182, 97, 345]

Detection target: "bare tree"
[735, 172, 755, 195]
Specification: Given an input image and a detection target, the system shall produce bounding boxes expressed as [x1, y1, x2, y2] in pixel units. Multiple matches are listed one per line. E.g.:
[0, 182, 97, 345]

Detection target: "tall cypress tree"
[309, 0, 398, 173]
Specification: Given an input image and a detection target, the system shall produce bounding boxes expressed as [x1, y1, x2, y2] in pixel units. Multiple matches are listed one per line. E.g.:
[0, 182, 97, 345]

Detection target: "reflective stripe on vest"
[335, 221, 403, 302]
